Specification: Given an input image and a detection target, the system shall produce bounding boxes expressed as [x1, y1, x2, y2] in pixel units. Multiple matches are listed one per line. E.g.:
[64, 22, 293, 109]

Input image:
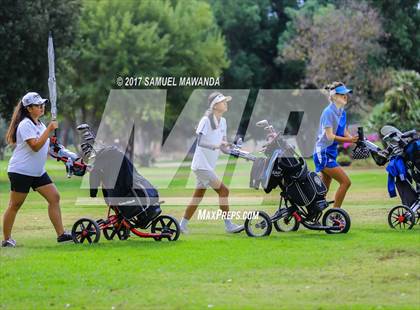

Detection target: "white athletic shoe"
[180, 224, 189, 234]
[225, 223, 244, 233]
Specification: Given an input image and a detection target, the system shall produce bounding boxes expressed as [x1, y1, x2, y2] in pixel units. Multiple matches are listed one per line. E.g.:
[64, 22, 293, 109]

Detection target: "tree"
[209, 0, 300, 140]
[278, 0, 388, 111]
[62, 0, 228, 139]
[368, 0, 420, 72]
[0, 117, 7, 160]
[0, 0, 81, 121]
[210, 0, 300, 90]
[55, 0, 229, 163]
[368, 70, 420, 133]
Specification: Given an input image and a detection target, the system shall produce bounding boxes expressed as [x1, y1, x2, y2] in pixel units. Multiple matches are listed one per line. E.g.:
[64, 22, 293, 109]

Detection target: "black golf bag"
[89, 146, 161, 228]
[251, 148, 328, 214]
[395, 178, 418, 207]
[404, 139, 420, 184]
[396, 138, 420, 208]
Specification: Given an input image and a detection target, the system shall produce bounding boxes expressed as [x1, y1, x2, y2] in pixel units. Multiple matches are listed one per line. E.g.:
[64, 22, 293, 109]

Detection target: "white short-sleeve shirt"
[8, 118, 49, 176]
[191, 116, 227, 171]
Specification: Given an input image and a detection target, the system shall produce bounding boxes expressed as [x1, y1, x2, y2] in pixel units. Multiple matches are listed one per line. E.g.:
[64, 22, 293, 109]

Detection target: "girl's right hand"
[349, 136, 358, 143]
[48, 121, 58, 132]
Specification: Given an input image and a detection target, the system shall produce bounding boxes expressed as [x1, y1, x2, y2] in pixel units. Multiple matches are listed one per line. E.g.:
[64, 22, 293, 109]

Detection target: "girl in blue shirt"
[313, 82, 358, 208]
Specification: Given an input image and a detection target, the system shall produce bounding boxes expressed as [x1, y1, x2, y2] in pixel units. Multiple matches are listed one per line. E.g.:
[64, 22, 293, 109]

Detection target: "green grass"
[1, 159, 419, 309]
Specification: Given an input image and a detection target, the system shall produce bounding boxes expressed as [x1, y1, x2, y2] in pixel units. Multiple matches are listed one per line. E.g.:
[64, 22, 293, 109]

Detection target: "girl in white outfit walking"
[180, 92, 244, 234]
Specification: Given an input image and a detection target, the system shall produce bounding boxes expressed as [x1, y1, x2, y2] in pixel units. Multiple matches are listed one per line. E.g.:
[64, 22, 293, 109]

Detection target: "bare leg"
[321, 166, 351, 208]
[209, 179, 242, 232]
[3, 191, 28, 240]
[320, 171, 332, 192]
[209, 179, 229, 214]
[183, 177, 230, 219]
[35, 183, 64, 236]
[184, 188, 207, 220]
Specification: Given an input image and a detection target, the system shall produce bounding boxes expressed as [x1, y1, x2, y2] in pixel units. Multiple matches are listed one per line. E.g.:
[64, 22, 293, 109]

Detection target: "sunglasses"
[29, 104, 45, 108]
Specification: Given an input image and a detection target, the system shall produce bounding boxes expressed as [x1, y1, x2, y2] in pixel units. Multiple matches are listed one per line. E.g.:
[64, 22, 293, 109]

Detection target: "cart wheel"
[103, 223, 130, 241]
[273, 209, 300, 232]
[72, 218, 101, 244]
[151, 215, 180, 241]
[322, 208, 351, 234]
[244, 211, 272, 237]
[388, 205, 415, 230]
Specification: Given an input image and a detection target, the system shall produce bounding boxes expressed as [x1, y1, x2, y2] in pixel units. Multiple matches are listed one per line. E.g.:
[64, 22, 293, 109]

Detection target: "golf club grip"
[52, 117, 57, 138]
[357, 127, 364, 141]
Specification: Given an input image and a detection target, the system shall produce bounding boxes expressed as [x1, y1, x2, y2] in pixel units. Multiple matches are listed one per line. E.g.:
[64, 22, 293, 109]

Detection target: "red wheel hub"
[333, 219, 344, 229]
[398, 215, 406, 223]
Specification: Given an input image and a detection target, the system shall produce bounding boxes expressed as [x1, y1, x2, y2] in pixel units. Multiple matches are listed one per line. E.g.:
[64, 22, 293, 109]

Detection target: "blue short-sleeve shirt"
[314, 102, 347, 158]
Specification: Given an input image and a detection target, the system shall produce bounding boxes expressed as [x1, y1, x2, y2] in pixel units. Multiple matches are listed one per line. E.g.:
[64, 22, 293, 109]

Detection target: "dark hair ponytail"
[5, 100, 31, 145]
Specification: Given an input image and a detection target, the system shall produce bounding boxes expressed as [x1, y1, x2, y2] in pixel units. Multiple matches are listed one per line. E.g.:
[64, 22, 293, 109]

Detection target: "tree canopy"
[368, 0, 420, 72]
[61, 0, 228, 131]
[211, 0, 301, 90]
[368, 70, 420, 133]
[1, 0, 419, 151]
[278, 0, 388, 111]
[0, 0, 81, 121]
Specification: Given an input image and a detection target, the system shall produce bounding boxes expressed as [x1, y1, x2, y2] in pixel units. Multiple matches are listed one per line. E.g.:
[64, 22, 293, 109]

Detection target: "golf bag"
[361, 126, 420, 210]
[404, 139, 420, 184]
[392, 137, 420, 208]
[50, 125, 162, 229]
[251, 146, 328, 214]
[395, 178, 418, 208]
[89, 146, 162, 228]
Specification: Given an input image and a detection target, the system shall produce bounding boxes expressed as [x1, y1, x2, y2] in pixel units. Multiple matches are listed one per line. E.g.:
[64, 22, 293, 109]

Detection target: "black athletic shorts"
[8, 172, 53, 193]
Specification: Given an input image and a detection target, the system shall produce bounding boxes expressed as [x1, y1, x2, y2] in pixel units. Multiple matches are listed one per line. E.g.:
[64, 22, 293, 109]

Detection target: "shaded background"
[0, 0, 419, 162]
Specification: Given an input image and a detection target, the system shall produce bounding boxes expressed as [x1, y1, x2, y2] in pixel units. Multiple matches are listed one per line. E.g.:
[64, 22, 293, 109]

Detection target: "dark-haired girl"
[180, 92, 243, 234]
[2, 92, 72, 247]
[313, 82, 358, 208]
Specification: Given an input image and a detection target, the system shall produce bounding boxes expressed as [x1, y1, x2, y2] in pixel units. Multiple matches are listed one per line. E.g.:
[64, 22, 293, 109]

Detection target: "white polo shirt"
[8, 118, 49, 176]
[191, 116, 227, 171]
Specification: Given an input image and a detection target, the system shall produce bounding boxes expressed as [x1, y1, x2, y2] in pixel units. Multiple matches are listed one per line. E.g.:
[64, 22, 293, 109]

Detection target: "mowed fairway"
[0, 159, 419, 310]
